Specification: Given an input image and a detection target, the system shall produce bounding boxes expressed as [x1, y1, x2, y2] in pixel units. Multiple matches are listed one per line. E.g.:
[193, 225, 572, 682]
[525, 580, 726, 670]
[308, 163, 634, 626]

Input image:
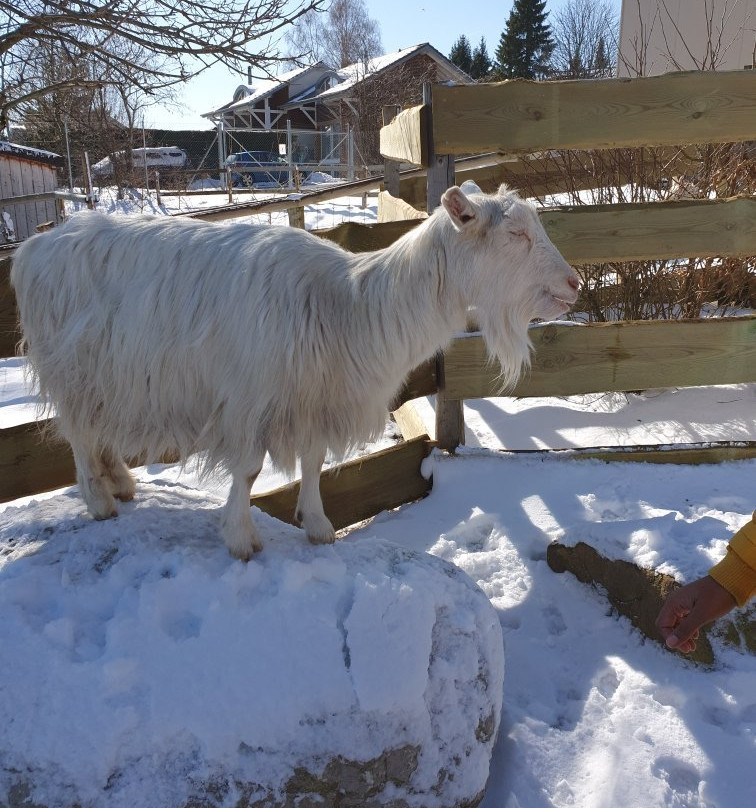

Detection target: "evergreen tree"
[594, 35, 613, 77]
[495, 0, 555, 79]
[449, 34, 473, 75]
[470, 37, 493, 80]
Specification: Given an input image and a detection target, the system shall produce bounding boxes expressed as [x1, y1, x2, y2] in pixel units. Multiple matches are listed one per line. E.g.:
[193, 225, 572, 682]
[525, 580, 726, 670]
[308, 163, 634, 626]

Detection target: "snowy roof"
[0, 140, 62, 167]
[316, 43, 471, 102]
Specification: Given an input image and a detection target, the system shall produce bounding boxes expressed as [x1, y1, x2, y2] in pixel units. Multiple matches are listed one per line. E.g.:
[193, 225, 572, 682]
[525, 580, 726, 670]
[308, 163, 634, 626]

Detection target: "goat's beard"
[477, 304, 533, 393]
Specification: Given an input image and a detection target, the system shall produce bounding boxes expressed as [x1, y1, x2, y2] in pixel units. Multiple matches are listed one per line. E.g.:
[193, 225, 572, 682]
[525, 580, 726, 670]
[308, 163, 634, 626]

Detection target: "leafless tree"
[550, 0, 619, 78]
[618, 0, 754, 76]
[286, 0, 382, 68]
[0, 0, 325, 131]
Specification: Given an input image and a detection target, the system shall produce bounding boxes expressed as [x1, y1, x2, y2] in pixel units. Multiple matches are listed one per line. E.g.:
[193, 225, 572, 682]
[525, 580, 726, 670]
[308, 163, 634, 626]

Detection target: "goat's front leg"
[221, 453, 265, 560]
[296, 445, 335, 545]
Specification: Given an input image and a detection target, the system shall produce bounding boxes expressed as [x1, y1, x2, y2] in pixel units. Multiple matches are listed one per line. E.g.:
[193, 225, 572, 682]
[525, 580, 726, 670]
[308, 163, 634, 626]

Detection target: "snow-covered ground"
[1, 193, 754, 808]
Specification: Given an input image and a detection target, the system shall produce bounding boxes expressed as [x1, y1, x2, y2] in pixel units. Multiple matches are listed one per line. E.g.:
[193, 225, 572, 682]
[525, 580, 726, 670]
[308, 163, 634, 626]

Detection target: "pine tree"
[593, 35, 612, 77]
[470, 37, 492, 80]
[495, 0, 555, 79]
[449, 34, 473, 75]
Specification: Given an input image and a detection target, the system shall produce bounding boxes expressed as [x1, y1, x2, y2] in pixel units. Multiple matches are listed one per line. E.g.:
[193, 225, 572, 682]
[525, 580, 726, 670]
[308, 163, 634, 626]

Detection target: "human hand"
[655, 576, 736, 654]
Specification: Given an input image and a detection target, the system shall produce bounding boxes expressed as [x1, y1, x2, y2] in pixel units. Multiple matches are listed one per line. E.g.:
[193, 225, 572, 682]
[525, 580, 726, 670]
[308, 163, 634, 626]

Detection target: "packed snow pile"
[0, 483, 504, 808]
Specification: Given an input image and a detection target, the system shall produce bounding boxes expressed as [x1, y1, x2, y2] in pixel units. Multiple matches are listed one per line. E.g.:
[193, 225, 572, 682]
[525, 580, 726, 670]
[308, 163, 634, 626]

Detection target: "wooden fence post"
[423, 83, 463, 452]
[287, 205, 306, 229]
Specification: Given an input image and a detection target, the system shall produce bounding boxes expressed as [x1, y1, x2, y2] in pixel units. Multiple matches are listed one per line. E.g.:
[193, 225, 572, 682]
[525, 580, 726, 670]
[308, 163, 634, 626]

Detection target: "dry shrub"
[519, 142, 755, 321]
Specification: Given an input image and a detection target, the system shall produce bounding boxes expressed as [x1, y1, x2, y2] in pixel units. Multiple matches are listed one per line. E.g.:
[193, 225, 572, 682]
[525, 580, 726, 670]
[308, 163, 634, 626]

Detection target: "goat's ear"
[459, 180, 483, 196]
[442, 186, 478, 230]
[497, 183, 512, 198]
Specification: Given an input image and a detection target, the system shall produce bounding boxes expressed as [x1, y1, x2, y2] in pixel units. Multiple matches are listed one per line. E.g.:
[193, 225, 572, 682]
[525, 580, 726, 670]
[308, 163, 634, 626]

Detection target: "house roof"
[0, 141, 63, 167]
[203, 63, 334, 119]
[203, 43, 471, 121]
[315, 43, 472, 103]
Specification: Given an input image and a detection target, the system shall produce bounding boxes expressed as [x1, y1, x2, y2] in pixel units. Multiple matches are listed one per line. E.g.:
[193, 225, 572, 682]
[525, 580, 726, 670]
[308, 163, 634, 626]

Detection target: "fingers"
[655, 576, 737, 655]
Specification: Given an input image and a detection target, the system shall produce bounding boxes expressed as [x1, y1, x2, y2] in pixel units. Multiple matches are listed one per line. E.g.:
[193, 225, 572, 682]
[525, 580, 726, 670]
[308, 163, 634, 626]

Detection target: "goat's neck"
[354, 214, 468, 368]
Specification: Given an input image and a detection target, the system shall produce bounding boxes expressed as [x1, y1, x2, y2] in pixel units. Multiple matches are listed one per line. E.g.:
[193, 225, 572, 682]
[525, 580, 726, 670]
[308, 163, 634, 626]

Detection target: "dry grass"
[520, 143, 755, 321]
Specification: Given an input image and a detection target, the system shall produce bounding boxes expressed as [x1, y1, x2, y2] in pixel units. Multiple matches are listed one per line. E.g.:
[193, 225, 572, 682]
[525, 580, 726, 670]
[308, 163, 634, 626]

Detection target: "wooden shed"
[0, 142, 63, 244]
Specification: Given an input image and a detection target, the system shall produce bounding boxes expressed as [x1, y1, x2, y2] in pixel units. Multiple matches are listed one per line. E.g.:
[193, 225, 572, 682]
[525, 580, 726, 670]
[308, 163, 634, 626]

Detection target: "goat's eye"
[509, 228, 532, 245]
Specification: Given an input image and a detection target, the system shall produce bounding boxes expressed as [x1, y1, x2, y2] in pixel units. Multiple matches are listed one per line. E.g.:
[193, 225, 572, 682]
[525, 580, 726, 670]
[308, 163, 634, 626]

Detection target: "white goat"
[11, 184, 579, 559]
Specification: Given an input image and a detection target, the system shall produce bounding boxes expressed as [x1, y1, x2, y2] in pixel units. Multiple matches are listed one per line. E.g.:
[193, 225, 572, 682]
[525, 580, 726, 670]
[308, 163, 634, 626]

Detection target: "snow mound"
[0, 482, 504, 808]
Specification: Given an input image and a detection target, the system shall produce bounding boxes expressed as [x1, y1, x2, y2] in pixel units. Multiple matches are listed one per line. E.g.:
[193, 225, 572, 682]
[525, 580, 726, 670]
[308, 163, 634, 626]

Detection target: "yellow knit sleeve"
[708, 511, 756, 607]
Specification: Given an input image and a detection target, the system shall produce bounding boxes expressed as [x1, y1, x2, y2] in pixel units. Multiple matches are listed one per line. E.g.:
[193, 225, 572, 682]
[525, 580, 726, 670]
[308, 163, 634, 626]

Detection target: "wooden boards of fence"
[379, 104, 428, 166]
[252, 435, 432, 530]
[442, 317, 756, 400]
[430, 70, 756, 156]
[541, 195, 756, 264]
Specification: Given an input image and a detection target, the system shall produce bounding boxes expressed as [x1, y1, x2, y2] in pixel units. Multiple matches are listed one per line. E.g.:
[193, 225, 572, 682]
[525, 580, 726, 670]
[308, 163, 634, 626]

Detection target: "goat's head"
[441, 183, 581, 387]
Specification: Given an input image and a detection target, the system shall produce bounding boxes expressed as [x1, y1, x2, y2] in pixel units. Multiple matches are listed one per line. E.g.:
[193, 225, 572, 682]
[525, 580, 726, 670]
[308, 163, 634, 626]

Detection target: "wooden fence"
[1, 69, 755, 535]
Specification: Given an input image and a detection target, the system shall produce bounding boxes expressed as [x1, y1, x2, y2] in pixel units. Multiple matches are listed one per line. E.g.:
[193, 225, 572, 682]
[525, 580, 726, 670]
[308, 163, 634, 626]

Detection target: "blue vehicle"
[224, 151, 291, 187]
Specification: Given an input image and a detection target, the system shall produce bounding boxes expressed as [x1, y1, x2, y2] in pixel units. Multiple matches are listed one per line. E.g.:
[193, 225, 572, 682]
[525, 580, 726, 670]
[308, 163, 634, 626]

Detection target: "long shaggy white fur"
[11, 184, 579, 559]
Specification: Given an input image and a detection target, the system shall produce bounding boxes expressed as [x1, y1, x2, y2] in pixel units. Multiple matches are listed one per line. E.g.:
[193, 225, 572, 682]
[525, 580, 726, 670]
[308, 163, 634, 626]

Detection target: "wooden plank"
[378, 190, 428, 223]
[389, 358, 437, 408]
[324, 197, 756, 265]
[0, 419, 76, 503]
[0, 254, 19, 357]
[570, 443, 756, 465]
[442, 317, 756, 400]
[432, 70, 756, 155]
[314, 219, 421, 252]
[391, 400, 431, 442]
[251, 436, 433, 531]
[379, 104, 428, 166]
[504, 442, 756, 465]
[542, 196, 756, 264]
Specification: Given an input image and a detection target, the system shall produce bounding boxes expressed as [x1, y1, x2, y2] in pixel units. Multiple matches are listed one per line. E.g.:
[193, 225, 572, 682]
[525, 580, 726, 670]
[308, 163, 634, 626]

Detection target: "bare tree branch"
[0, 0, 326, 128]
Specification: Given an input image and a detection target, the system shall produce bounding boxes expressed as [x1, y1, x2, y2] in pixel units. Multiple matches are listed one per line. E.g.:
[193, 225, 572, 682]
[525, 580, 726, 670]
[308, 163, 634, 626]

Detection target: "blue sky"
[145, 0, 622, 130]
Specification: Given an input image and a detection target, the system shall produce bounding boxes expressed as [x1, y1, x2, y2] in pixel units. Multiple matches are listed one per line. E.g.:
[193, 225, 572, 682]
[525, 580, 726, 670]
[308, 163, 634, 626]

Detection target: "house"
[203, 44, 471, 170]
[0, 142, 63, 244]
[617, 0, 756, 76]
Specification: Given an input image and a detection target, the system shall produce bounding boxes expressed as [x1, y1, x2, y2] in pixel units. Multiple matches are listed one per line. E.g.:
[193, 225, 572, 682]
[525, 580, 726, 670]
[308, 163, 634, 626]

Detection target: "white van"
[92, 146, 189, 177]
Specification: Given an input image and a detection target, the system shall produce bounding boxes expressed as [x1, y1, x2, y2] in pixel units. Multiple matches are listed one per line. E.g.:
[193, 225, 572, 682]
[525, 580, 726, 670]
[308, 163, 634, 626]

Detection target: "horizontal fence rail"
[432, 70, 756, 156]
[443, 317, 756, 400]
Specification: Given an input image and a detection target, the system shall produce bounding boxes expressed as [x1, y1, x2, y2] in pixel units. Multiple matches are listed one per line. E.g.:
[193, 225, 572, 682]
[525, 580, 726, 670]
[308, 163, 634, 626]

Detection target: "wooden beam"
[502, 442, 756, 465]
[442, 317, 756, 400]
[432, 71, 756, 154]
[391, 401, 431, 442]
[377, 191, 428, 223]
[0, 419, 76, 502]
[313, 219, 422, 253]
[542, 196, 756, 264]
[379, 104, 428, 167]
[251, 436, 433, 531]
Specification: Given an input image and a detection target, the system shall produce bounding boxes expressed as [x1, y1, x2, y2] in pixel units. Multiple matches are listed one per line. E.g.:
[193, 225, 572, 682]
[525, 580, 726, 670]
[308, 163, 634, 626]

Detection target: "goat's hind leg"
[71, 439, 118, 520]
[221, 451, 266, 560]
[296, 445, 335, 545]
[100, 447, 136, 502]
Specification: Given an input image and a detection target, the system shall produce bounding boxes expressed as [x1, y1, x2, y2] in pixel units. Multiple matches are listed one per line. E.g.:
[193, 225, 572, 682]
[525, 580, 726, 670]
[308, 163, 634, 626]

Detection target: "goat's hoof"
[224, 527, 263, 561]
[306, 523, 337, 545]
[228, 545, 259, 562]
[93, 508, 118, 520]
